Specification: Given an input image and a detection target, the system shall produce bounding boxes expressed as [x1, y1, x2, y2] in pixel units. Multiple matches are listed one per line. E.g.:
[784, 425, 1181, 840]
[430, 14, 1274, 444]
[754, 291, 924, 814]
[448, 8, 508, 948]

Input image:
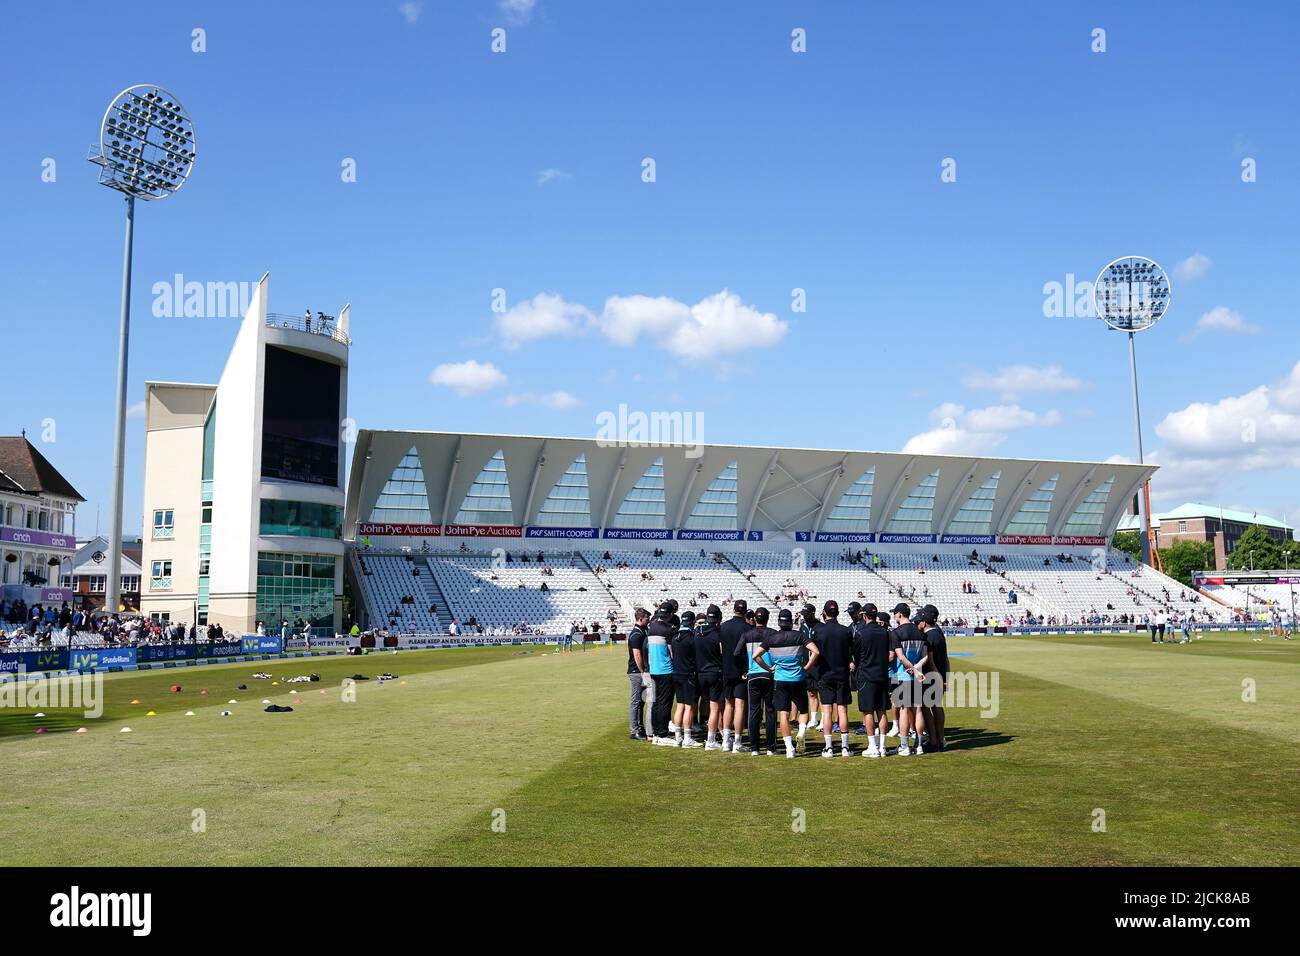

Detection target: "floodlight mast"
[1093, 256, 1170, 569]
[88, 85, 195, 618]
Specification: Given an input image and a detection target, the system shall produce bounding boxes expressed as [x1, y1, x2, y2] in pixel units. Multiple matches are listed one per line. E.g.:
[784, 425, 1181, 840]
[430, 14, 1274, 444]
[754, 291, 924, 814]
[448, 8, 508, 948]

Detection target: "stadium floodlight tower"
[1093, 255, 1171, 568]
[88, 85, 196, 616]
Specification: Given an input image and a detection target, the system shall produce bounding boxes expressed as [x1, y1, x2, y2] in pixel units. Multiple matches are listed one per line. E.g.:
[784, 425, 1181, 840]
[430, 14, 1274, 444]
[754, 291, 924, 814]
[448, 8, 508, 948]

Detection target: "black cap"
[846, 601, 862, 618]
[665, 599, 679, 613]
[777, 608, 793, 627]
[863, 602, 878, 617]
[892, 602, 911, 617]
[655, 605, 672, 618]
[823, 600, 839, 618]
[705, 604, 722, 624]
[733, 599, 748, 614]
[680, 610, 696, 626]
[922, 604, 939, 619]
[753, 607, 770, 626]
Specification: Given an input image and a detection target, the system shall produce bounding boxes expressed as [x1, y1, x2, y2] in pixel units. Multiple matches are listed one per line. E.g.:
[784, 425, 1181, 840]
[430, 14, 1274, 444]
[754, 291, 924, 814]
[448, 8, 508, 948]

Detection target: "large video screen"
[261, 346, 341, 486]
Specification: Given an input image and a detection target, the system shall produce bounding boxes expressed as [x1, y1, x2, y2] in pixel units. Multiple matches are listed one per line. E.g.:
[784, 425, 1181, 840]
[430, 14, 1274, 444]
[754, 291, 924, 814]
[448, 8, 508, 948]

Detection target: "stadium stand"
[347, 543, 1242, 635]
[583, 548, 770, 617]
[353, 552, 444, 635]
[425, 550, 621, 633]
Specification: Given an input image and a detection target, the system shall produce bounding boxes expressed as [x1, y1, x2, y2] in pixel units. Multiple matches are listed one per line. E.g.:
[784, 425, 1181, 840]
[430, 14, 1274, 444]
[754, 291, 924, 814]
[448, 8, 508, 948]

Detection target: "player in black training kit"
[852, 603, 893, 757]
[671, 610, 700, 748]
[917, 603, 949, 751]
[810, 600, 854, 757]
[694, 604, 726, 749]
[718, 600, 750, 753]
[626, 606, 652, 740]
[738, 607, 778, 756]
[796, 603, 822, 740]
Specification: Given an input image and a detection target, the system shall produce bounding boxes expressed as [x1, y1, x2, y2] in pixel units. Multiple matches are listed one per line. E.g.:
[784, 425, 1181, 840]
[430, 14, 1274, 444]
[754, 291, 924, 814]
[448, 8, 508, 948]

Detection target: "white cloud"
[502, 390, 579, 410]
[496, 288, 789, 361]
[961, 364, 1086, 401]
[398, 2, 423, 24]
[902, 403, 1062, 456]
[1174, 252, 1212, 282]
[495, 293, 592, 350]
[1144, 361, 1300, 504]
[429, 360, 507, 396]
[500, 0, 536, 23]
[1184, 305, 1259, 339]
[599, 289, 788, 359]
[127, 401, 146, 418]
[536, 168, 571, 185]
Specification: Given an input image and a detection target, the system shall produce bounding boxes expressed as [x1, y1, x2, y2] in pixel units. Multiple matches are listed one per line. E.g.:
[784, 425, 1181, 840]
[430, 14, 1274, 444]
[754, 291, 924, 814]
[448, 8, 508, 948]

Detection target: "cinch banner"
[442, 524, 523, 538]
[675, 530, 762, 541]
[525, 527, 599, 539]
[602, 528, 672, 540]
[68, 647, 137, 670]
[0, 527, 76, 551]
[0, 650, 70, 673]
[997, 534, 1052, 545]
[355, 523, 442, 537]
[241, 635, 284, 654]
[809, 532, 876, 543]
[878, 533, 937, 544]
[940, 534, 996, 545]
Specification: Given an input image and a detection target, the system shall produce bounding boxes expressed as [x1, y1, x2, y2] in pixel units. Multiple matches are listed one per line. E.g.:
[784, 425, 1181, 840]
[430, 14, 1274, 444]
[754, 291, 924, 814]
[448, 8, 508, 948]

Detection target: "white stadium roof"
[344, 431, 1156, 546]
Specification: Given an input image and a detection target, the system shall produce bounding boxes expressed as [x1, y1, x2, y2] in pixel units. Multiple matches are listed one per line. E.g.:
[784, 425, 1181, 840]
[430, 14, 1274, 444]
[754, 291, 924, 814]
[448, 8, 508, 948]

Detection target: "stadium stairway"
[969, 555, 1067, 620]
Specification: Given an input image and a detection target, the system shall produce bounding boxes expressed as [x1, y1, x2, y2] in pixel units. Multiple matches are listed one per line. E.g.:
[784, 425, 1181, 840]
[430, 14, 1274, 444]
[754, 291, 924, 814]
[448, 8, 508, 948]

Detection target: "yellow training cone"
[146, 711, 157, 716]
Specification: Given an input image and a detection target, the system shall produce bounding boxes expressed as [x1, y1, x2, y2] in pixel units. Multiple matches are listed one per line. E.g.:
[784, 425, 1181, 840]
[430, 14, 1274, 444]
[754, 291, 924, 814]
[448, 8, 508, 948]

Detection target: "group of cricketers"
[626, 597, 950, 758]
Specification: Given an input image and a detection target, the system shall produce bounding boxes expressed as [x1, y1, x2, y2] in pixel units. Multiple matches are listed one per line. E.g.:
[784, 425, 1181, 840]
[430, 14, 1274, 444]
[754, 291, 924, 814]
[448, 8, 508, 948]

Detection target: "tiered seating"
[354, 553, 443, 634]
[732, 550, 1054, 624]
[426, 553, 620, 633]
[583, 549, 769, 614]
[1201, 581, 1297, 616]
[351, 544, 1244, 634]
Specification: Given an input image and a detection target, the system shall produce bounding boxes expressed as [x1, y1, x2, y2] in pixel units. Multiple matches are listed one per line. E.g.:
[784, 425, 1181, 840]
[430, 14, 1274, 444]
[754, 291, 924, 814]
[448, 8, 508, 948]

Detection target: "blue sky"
[3, 0, 1298, 537]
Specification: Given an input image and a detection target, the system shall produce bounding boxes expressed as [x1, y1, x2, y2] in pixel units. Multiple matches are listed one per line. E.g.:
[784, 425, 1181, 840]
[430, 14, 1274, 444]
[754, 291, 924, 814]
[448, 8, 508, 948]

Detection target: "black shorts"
[774, 681, 809, 714]
[698, 673, 724, 704]
[725, 676, 747, 700]
[673, 675, 698, 703]
[858, 680, 891, 714]
[892, 680, 924, 708]
[818, 676, 852, 706]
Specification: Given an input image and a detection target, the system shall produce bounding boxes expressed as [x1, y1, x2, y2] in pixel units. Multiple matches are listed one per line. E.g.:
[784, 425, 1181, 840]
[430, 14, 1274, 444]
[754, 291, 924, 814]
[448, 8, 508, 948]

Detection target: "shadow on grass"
[943, 725, 1015, 750]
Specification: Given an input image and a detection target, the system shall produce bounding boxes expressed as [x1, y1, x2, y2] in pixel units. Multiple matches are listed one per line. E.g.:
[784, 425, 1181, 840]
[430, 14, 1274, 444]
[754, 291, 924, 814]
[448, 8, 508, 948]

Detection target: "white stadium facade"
[137, 276, 1243, 640]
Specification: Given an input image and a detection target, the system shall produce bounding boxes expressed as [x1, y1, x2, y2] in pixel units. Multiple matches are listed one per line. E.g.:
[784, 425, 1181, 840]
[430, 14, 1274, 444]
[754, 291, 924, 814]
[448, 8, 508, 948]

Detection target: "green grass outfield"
[1, 632, 1296, 866]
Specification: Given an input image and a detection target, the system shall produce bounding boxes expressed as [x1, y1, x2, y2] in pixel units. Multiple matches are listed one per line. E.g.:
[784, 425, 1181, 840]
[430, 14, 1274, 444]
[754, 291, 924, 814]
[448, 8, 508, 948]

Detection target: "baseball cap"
[823, 600, 839, 618]
[777, 608, 793, 627]
[705, 604, 722, 624]
[892, 602, 911, 617]
[846, 601, 862, 618]
[754, 607, 770, 626]
[733, 600, 748, 614]
[680, 610, 696, 627]
[863, 602, 878, 617]
[655, 605, 672, 619]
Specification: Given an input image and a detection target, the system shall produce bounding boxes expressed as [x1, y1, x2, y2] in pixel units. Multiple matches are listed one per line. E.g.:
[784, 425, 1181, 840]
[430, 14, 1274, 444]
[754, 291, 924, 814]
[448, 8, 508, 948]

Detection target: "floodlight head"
[1092, 255, 1171, 333]
[88, 84, 195, 200]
